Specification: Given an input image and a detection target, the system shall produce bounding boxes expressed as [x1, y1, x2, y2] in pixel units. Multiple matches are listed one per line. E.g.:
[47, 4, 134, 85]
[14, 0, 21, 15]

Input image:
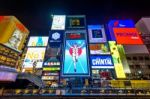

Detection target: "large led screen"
[89, 43, 110, 55]
[90, 55, 114, 68]
[88, 25, 106, 43]
[51, 15, 66, 30]
[62, 33, 90, 77]
[113, 28, 143, 44]
[23, 48, 46, 68]
[27, 36, 48, 47]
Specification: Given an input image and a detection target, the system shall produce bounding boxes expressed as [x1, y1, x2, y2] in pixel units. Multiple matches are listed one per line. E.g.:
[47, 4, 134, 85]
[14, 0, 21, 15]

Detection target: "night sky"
[0, 0, 150, 36]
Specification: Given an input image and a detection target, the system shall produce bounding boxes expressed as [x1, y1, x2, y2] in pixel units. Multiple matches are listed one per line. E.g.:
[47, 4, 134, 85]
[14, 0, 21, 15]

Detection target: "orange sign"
[113, 28, 143, 44]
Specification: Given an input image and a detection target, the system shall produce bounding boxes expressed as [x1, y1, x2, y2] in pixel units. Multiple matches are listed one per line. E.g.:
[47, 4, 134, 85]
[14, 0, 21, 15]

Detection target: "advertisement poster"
[23, 48, 46, 68]
[63, 40, 89, 75]
[113, 28, 143, 44]
[88, 25, 106, 43]
[89, 43, 110, 55]
[27, 36, 48, 47]
[4, 29, 23, 51]
[51, 15, 66, 30]
[90, 55, 114, 68]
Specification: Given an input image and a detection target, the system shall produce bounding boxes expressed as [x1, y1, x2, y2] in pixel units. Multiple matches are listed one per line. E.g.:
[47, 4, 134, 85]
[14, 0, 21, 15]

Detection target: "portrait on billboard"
[63, 40, 89, 75]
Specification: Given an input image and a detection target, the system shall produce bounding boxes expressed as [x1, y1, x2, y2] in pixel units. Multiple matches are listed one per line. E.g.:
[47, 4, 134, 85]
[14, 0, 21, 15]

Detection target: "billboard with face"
[23, 48, 46, 68]
[62, 32, 90, 77]
[27, 36, 48, 47]
[88, 25, 106, 43]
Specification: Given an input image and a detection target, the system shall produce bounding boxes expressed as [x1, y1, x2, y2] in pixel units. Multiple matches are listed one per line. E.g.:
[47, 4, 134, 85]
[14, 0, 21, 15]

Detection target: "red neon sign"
[69, 33, 81, 39]
[113, 28, 143, 44]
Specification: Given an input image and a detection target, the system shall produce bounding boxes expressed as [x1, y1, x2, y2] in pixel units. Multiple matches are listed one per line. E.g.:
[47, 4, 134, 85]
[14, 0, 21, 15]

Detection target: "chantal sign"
[90, 55, 114, 68]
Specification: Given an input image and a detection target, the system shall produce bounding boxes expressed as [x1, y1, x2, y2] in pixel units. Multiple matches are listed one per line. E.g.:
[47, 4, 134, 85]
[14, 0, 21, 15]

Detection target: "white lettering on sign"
[92, 58, 112, 65]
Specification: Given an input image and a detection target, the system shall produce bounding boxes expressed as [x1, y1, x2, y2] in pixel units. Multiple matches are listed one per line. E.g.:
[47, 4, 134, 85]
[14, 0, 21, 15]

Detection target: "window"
[139, 56, 143, 60]
[145, 56, 150, 60]
[127, 57, 131, 60]
[133, 57, 137, 60]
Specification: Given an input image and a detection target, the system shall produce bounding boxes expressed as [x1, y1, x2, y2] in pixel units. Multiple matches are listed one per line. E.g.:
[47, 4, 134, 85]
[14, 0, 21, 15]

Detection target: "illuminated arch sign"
[90, 55, 114, 69]
[113, 28, 143, 44]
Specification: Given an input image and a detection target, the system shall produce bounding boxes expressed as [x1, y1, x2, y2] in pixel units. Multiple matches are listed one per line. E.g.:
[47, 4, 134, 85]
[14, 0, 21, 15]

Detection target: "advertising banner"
[88, 25, 106, 43]
[0, 16, 29, 52]
[89, 43, 110, 55]
[51, 15, 66, 30]
[23, 48, 46, 68]
[113, 28, 143, 44]
[62, 32, 90, 77]
[108, 41, 126, 78]
[27, 36, 48, 47]
[90, 55, 114, 68]
[66, 15, 86, 29]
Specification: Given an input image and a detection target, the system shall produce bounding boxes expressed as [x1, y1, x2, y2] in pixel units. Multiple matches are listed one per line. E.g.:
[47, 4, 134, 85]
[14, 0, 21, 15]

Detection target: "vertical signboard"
[51, 15, 66, 30]
[108, 41, 126, 78]
[88, 25, 106, 43]
[62, 32, 90, 77]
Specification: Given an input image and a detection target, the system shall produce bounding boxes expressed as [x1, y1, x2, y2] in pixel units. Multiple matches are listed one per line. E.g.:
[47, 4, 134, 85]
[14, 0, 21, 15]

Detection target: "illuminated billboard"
[23, 48, 46, 68]
[0, 71, 17, 82]
[89, 43, 110, 55]
[62, 33, 90, 77]
[88, 25, 106, 43]
[66, 15, 86, 29]
[51, 15, 66, 30]
[108, 41, 126, 78]
[90, 55, 114, 68]
[27, 36, 48, 47]
[113, 28, 143, 44]
[0, 16, 29, 52]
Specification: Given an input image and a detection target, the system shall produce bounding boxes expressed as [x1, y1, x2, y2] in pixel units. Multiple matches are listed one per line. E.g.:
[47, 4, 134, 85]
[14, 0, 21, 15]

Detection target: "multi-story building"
[0, 16, 29, 82]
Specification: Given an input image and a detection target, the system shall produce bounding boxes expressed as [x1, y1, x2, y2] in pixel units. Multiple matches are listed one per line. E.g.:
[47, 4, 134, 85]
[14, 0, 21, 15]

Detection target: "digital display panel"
[51, 15, 66, 30]
[66, 15, 85, 28]
[89, 43, 110, 55]
[90, 55, 114, 68]
[27, 36, 48, 47]
[113, 28, 143, 44]
[88, 25, 106, 43]
[23, 47, 46, 68]
[62, 33, 90, 77]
